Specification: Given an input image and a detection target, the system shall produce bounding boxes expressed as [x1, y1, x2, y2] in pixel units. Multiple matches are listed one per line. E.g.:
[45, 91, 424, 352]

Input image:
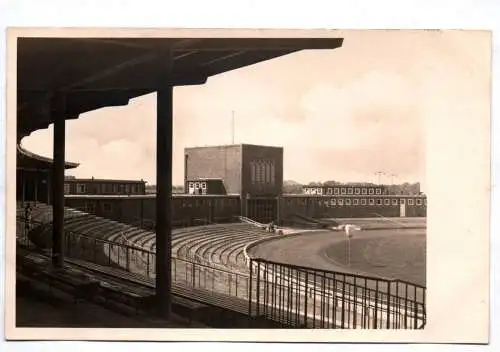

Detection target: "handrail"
[17, 211, 425, 328]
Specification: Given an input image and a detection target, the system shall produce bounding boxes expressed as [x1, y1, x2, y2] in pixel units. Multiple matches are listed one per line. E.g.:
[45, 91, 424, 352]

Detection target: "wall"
[65, 180, 146, 195]
[64, 195, 242, 229]
[241, 145, 283, 197]
[280, 195, 427, 219]
[185, 145, 242, 195]
[17, 169, 50, 204]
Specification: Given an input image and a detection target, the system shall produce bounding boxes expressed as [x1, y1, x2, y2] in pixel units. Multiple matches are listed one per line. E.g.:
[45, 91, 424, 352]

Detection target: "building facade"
[64, 176, 146, 196]
[184, 144, 284, 220]
[61, 143, 426, 226]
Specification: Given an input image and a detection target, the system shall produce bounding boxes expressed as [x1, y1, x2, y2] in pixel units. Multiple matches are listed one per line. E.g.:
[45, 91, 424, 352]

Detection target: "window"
[330, 198, 336, 206]
[376, 189, 382, 195]
[384, 199, 390, 205]
[317, 188, 323, 195]
[64, 183, 70, 194]
[355, 188, 361, 194]
[392, 199, 398, 205]
[338, 199, 344, 206]
[76, 184, 86, 194]
[353, 199, 359, 206]
[400, 198, 406, 205]
[341, 187, 346, 194]
[327, 188, 333, 195]
[188, 182, 194, 188]
[102, 202, 112, 213]
[361, 198, 367, 205]
[201, 182, 207, 189]
[408, 199, 414, 206]
[424, 198, 427, 206]
[324, 200, 330, 207]
[345, 199, 351, 206]
[347, 188, 353, 195]
[361, 188, 367, 195]
[369, 188, 374, 195]
[376, 199, 382, 206]
[113, 184, 118, 193]
[369, 199, 375, 205]
[416, 199, 422, 206]
[334, 188, 339, 195]
[251, 159, 276, 185]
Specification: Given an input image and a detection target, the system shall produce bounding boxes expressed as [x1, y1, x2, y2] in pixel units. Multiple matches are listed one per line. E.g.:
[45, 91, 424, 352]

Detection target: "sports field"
[249, 227, 426, 287]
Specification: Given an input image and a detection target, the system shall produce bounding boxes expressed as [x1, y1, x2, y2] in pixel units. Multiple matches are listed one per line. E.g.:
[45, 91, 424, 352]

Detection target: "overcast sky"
[21, 30, 490, 190]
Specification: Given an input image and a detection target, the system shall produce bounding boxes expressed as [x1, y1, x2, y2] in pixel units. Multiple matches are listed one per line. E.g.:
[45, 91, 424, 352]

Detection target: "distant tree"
[283, 183, 303, 194]
[323, 180, 340, 186]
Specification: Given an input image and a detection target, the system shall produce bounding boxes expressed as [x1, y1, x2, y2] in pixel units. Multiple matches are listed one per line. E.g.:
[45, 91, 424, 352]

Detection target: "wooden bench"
[67, 258, 210, 325]
[41, 267, 101, 304]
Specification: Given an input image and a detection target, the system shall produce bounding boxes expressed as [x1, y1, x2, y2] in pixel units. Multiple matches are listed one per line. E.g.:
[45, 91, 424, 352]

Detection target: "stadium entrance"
[246, 197, 277, 224]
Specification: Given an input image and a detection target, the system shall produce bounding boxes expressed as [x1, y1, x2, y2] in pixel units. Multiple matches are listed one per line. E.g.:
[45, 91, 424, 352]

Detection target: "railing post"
[373, 281, 379, 329]
[191, 262, 196, 287]
[256, 261, 261, 317]
[386, 281, 391, 329]
[173, 258, 177, 283]
[235, 274, 239, 297]
[108, 242, 112, 265]
[248, 259, 253, 316]
[126, 245, 130, 272]
[304, 271, 309, 327]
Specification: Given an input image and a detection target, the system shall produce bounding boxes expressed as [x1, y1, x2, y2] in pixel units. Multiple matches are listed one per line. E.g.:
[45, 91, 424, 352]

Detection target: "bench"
[41, 267, 101, 304]
[67, 258, 210, 325]
[97, 280, 155, 314]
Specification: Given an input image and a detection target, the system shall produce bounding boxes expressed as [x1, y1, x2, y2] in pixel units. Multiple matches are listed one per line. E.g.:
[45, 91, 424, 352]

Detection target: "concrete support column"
[52, 95, 66, 268]
[155, 48, 174, 319]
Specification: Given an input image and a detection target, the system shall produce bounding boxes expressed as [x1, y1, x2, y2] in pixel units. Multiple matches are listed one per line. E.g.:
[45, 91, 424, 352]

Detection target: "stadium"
[14, 36, 426, 330]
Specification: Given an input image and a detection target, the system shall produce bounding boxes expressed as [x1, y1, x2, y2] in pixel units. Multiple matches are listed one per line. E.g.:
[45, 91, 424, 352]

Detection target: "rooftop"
[16, 33, 343, 140]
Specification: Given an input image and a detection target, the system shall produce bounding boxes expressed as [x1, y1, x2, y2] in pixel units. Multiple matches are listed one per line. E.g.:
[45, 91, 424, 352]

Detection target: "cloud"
[20, 31, 490, 192]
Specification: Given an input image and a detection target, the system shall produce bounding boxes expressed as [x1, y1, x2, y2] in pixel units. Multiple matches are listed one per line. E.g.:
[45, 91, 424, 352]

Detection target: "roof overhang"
[17, 144, 79, 170]
[16, 34, 343, 140]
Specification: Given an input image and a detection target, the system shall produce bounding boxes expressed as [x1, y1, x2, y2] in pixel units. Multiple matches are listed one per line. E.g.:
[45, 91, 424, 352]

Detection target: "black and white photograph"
[4, 27, 491, 343]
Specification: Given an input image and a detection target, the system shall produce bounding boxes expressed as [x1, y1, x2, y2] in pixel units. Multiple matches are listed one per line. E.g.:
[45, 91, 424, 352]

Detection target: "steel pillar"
[155, 48, 174, 319]
[51, 95, 66, 268]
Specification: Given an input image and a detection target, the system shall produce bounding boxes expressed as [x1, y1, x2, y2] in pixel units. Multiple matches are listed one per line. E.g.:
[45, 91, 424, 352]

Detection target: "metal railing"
[16, 216, 252, 300]
[16, 213, 426, 329]
[248, 258, 426, 329]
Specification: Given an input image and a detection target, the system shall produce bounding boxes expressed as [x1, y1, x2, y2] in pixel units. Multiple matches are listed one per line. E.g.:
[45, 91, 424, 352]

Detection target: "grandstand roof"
[17, 144, 79, 170]
[16, 34, 343, 139]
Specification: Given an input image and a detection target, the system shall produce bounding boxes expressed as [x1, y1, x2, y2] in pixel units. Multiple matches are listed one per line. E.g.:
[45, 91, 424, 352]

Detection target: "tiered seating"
[16, 202, 281, 276]
[166, 223, 278, 271]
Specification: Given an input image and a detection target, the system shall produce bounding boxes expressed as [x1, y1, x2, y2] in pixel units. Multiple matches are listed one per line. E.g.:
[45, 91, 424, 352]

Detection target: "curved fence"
[248, 258, 425, 329]
[17, 213, 426, 329]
